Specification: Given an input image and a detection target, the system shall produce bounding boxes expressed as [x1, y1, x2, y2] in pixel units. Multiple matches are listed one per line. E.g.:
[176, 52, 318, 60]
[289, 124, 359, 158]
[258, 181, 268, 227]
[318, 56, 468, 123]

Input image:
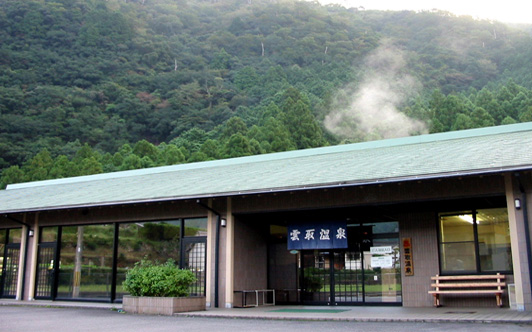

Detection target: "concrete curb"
[2, 300, 532, 324]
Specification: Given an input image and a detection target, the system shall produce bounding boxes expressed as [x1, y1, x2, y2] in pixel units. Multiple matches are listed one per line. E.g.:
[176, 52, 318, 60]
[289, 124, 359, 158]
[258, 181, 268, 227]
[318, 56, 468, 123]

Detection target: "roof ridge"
[7, 122, 532, 190]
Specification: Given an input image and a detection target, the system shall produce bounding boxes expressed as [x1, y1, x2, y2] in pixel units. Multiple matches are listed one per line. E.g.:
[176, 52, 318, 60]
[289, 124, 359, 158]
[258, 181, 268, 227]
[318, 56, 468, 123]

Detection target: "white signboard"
[370, 246, 393, 254]
[371, 256, 393, 268]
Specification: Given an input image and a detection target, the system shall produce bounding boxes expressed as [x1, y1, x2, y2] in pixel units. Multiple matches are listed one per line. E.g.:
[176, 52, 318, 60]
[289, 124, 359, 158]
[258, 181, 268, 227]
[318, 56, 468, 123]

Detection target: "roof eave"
[2, 166, 528, 216]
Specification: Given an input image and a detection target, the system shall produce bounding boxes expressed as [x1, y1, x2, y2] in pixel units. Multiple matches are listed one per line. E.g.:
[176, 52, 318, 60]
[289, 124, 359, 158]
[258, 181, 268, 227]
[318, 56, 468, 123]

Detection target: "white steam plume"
[324, 40, 428, 141]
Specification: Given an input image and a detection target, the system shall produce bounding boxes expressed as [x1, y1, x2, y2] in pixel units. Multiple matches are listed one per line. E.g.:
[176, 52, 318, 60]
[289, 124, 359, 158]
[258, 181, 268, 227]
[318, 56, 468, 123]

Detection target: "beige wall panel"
[400, 212, 439, 307]
[233, 218, 268, 292]
[268, 243, 297, 290]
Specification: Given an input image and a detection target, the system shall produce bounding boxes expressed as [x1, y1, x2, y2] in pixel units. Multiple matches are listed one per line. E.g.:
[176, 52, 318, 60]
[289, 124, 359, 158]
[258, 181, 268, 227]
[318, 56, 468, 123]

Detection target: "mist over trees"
[1, 0, 532, 188]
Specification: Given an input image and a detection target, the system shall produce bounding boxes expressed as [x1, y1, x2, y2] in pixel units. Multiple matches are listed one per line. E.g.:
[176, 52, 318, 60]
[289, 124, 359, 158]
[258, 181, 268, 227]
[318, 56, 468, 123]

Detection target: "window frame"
[437, 208, 513, 276]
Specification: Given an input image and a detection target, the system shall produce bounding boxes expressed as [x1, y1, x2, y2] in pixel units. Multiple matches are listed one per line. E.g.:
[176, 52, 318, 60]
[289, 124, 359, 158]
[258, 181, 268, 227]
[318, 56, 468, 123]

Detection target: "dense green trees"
[1, 0, 532, 188]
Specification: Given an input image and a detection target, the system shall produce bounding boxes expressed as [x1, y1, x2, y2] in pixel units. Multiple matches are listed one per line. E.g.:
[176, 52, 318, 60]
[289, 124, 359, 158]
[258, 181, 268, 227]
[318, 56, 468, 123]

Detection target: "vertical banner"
[287, 222, 348, 250]
[403, 237, 414, 276]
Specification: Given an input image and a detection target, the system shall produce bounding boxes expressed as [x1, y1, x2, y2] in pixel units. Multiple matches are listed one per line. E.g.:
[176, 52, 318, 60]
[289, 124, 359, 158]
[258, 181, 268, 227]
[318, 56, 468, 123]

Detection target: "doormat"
[270, 309, 350, 313]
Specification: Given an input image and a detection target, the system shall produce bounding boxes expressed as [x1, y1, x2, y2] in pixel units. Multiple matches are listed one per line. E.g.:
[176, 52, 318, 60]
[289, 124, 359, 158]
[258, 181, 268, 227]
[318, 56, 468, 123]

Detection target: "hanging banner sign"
[403, 237, 414, 276]
[287, 222, 348, 250]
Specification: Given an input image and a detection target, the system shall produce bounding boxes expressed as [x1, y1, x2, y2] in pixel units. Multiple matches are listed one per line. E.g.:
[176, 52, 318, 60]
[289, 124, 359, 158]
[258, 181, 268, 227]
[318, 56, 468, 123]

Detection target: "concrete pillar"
[505, 173, 532, 311]
[27, 213, 39, 301]
[205, 202, 216, 308]
[224, 197, 234, 308]
[15, 214, 28, 301]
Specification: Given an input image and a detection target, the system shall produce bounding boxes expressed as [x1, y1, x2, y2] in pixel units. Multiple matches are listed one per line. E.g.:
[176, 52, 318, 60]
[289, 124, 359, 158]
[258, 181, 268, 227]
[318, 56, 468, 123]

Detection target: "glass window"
[0, 229, 6, 282]
[40, 227, 58, 243]
[8, 228, 21, 244]
[57, 225, 114, 300]
[35, 217, 207, 302]
[439, 213, 477, 273]
[116, 220, 182, 299]
[439, 208, 511, 274]
[0, 229, 6, 246]
[477, 208, 512, 272]
[184, 218, 207, 237]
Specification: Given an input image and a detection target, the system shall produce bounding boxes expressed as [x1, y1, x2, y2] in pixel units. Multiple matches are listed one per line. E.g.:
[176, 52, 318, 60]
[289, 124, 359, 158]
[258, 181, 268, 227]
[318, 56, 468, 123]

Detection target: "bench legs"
[496, 293, 502, 307]
[432, 293, 503, 307]
[432, 294, 441, 307]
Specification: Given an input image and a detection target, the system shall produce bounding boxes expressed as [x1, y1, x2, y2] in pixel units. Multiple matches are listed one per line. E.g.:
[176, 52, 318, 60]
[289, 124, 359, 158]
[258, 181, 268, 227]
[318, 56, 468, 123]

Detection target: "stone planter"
[123, 295, 206, 315]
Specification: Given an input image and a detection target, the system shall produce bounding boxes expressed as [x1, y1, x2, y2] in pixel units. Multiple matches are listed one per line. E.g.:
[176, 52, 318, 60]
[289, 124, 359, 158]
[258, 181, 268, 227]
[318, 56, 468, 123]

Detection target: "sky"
[317, 0, 532, 24]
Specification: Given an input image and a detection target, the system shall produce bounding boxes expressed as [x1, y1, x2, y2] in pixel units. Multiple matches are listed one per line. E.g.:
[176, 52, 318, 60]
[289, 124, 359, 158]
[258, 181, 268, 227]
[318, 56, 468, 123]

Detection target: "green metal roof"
[2, 122, 532, 214]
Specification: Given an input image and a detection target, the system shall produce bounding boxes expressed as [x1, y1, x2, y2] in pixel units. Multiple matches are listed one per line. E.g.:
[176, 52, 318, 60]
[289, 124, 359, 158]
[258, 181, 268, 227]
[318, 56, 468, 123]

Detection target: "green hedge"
[122, 259, 196, 297]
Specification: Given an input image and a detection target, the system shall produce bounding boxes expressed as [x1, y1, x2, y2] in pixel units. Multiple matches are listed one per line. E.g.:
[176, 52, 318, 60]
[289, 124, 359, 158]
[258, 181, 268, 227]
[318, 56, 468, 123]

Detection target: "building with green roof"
[1, 122, 531, 311]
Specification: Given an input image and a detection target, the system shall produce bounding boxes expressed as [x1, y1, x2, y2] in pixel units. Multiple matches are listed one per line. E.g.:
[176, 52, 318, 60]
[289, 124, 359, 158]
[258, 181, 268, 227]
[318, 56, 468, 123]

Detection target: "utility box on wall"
[508, 284, 516, 309]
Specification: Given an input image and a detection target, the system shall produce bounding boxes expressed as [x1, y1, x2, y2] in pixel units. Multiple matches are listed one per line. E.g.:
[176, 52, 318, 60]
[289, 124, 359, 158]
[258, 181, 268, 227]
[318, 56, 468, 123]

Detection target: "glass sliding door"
[181, 216, 207, 296]
[181, 237, 206, 296]
[333, 251, 363, 303]
[360, 222, 401, 304]
[1, 228, 21, 298]
[301, 251, 331, 304]
[299, 221, 401, 305]
[0, 229, 5, 297]
[35, 227, 59, 299]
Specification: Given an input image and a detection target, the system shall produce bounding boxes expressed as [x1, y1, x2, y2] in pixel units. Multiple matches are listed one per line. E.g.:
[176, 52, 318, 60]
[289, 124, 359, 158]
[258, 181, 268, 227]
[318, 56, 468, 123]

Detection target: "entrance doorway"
[0, 228, 22, 298]
[300, 222, 401, 305]
[35, 242, 57, 299]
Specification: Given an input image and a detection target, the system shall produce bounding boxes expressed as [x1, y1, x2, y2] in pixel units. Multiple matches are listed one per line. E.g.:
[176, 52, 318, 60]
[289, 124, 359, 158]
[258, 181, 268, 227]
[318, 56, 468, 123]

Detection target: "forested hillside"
[1, 0, 532, 188]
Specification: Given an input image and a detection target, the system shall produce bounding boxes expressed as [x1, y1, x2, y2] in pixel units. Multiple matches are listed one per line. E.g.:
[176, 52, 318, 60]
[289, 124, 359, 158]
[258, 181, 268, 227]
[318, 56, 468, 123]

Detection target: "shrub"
[122, 259, 196, 297]
[303, 267, 323, 292]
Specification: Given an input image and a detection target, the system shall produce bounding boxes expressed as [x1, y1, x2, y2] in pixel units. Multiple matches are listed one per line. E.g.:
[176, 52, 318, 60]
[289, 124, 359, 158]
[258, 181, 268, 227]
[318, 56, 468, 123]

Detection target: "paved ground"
[1, 299, 532, 331]
[0, 306, 531, 332]
[181, 305, 532, 323]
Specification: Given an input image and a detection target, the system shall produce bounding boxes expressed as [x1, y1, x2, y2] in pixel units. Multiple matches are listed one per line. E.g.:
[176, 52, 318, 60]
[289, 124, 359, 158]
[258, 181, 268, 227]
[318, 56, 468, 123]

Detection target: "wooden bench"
[428, 273, 506, 307]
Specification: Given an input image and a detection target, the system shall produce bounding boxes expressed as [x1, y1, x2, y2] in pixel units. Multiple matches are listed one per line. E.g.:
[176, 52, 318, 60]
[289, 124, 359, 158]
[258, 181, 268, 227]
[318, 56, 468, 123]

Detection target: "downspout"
[196, 200, 222, 308]
[516, 174, 532, 294]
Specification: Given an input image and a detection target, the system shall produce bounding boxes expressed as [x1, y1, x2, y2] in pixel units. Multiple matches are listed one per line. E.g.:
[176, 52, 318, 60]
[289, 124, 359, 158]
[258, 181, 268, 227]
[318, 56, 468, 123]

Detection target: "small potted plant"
[302, 268, 324, 301]
[122, 259, 205, 315]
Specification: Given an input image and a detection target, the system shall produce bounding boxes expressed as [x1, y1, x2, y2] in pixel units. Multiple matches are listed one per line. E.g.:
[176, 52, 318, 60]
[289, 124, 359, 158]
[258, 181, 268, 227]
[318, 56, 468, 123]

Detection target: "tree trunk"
[72, 226, 84, 298]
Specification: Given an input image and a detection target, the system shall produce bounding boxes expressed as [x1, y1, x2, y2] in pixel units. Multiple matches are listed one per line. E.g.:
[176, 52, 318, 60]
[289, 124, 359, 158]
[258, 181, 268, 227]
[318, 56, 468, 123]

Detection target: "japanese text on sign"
[403, 237, 414, 276]
[288, 222, 348, 250]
